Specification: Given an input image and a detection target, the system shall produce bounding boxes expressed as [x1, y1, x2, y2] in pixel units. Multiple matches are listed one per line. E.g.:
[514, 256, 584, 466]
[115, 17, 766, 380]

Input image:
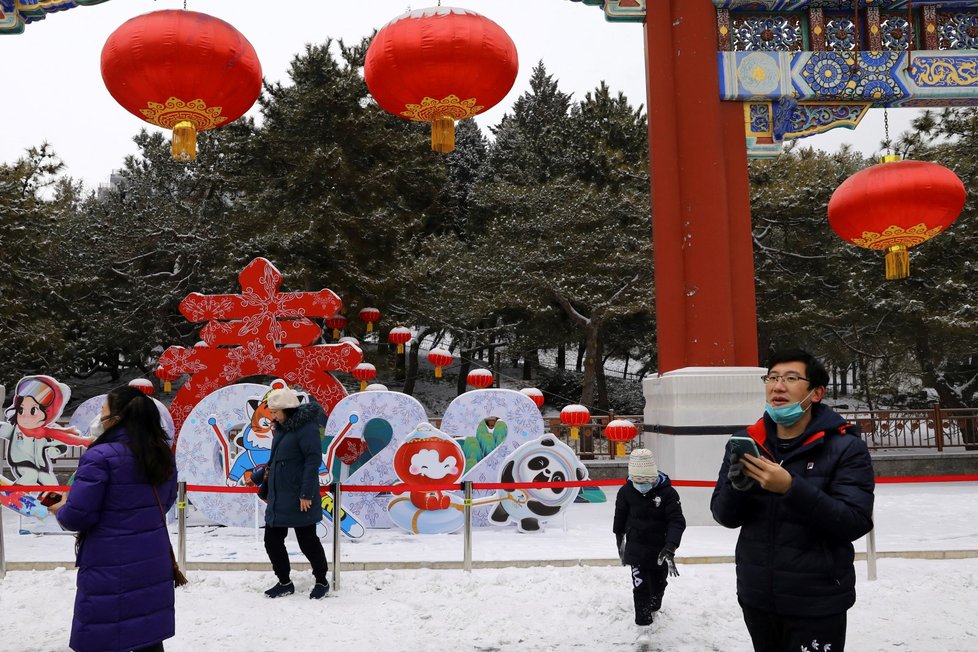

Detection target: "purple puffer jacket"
[56, 427, 178, 652]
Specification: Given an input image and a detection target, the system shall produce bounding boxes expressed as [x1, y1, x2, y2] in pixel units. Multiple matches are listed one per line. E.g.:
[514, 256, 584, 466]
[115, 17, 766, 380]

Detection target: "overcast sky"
[2, 0, 919, 190]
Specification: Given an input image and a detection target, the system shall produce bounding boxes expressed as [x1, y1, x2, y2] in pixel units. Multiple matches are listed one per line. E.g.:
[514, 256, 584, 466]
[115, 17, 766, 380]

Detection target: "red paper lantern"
[519, 387, 545, 409]
[605, 419, 638, 457]
[467, 368, 493, 389]
[427, 348, 453, 379]
[560, 404, 590, 441]
[388, 326, 413, 354]
[352, 362, 377, 392]
[828, 157, 965, 280]
[154, 364, 181, 393]
[365, 7, 518, 153]
[101, 10, 262, 162]
[359, 307, 381, 333]
[325, 316, 348, 340]
[129, 378, 155, 396]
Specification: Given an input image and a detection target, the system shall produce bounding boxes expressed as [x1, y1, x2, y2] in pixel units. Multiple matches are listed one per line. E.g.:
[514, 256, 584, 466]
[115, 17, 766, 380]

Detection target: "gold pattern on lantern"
[401, 95, 483, 122]
[852, 223, 943, 250]
[141, 97, 228, 129]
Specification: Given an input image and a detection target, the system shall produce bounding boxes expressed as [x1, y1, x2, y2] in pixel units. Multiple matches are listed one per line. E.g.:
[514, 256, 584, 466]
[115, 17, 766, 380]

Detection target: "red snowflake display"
[158, 258, 362, 442]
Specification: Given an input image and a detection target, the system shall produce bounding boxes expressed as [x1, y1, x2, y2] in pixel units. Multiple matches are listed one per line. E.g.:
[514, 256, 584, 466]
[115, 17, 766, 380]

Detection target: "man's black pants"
[264, 524, 329, 584]
[631, 564, 669, 626]
[740, 600, 847, 652]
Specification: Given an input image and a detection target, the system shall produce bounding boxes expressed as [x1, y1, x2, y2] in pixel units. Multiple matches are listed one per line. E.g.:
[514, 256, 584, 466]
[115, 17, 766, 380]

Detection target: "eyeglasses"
[761, 374, 809, 385]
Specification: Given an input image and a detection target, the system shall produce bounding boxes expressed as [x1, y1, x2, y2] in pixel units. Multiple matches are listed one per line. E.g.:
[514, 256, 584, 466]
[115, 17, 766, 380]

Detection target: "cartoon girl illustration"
[0, 375, 92, 485]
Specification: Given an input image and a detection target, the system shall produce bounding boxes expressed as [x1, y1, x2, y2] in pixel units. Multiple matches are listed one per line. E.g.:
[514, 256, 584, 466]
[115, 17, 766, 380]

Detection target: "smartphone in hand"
[39, 492, 64, 507]
[729, 435, 761, 461]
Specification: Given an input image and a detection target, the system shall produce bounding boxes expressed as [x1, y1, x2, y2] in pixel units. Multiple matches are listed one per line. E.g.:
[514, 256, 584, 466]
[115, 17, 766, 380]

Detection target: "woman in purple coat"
[52, 386, 178, 652]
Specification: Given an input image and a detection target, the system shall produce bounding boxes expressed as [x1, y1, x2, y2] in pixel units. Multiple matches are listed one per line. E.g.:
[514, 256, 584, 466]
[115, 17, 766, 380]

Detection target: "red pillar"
[645, 0, 758, 372]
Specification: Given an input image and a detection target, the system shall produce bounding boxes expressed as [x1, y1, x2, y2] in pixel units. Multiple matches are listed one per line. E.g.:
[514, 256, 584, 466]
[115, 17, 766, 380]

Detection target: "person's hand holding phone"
[740, 455, 793, 494]
[727, 436, 758, 491]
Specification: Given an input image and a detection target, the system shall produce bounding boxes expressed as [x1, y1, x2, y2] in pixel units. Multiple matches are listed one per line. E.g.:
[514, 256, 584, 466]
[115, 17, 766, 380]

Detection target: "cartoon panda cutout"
[489, 434, 588, 533]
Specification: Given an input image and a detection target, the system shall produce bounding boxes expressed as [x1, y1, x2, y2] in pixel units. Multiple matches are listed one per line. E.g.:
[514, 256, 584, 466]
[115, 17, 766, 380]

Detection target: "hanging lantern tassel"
[616, 442, 627, 457]
[360, 380, 367, 392]
[164, 380, 173, 393]
[366, 322, 374, 333]
[570, 426, 579, 441]
[397, 343, 405, 354]
[172, 121, 197, 162]
[434, 366, 443, 379]
[886, 245, 910, 280]
[333, 328, 341, 339]
[432, 116, 455, 153]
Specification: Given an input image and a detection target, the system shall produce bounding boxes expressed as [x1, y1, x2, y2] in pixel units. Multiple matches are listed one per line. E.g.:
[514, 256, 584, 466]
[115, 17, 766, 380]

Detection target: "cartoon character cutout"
[489, 434, 588, 533]
[208, 380, 327, 486]
[392, 423, 465, 511]
[0, 375, 92, 485]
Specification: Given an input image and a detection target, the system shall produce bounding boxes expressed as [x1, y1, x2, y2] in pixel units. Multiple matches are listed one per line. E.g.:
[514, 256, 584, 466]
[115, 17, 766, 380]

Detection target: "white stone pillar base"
[643, 366, 766, 525]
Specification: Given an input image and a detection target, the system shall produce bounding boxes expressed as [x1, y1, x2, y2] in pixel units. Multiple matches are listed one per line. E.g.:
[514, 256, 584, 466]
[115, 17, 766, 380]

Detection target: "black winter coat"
[264, 402, 324, 528]
[710, 403, 875, 617]
[613, 473, 686, 566]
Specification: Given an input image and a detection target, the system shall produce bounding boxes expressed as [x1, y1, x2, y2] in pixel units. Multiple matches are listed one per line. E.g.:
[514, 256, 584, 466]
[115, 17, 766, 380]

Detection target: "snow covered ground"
[3, 482, 978, 651]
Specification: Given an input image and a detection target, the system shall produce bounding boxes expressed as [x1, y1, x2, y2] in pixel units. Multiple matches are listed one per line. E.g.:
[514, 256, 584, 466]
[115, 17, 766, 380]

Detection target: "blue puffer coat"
[264, 402, 325, 528]
[55, 427, 178, 652]
[710, 403, 875, 617]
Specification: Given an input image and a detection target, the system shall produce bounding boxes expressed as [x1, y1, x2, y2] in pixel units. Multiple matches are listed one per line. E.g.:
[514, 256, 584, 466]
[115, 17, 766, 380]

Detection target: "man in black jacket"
[711, 349, 874, 652]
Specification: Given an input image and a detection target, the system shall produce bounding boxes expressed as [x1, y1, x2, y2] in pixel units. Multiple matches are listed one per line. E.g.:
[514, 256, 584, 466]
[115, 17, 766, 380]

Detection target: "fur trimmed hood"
[275, 401, 323, 433]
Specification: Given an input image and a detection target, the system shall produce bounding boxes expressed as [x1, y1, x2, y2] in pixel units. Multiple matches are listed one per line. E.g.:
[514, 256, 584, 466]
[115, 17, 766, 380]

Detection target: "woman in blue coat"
[254, 387, 330, 600]
[53, 385, 178, 652]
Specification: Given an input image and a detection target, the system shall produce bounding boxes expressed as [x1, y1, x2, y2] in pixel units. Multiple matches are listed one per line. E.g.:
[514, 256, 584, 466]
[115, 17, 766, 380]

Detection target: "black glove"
[727, 452, 756, 492]
[616, 534, 626, 565]
[657, 543, 679, 577]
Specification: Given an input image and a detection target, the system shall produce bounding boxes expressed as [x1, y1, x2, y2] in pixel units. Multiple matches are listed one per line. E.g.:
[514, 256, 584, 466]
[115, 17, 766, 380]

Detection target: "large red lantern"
[467, 369, 493, 389]
[427, 348, 453, 379]
[519, 387, 545, 409]
[129, 378, 155, 396]
[828, 157, 965, 280]
[352, 362, 377, 392]
[389, 327, 413, 354]
[364, 7, 518, 153]
[101, 10, 262, 162]
[154, 364, 181, 394]
[359, 307, 381, 333]
[604, 419, 638, 458]
[325, 316, 348, 340]
[560, 404, 590, 441]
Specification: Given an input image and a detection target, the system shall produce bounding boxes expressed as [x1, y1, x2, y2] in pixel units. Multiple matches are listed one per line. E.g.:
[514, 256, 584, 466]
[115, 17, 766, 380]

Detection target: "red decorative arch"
[158, 258, 362, 444]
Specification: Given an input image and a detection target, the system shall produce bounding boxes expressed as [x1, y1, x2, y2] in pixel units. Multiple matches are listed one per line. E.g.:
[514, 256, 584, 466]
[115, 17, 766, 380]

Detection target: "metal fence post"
[866, 526, 878, 581]
[177, 482, 187, 572]
[463, 481, 473, 573]
[332, 483, 342, 591]
[0, 496, 6, 580]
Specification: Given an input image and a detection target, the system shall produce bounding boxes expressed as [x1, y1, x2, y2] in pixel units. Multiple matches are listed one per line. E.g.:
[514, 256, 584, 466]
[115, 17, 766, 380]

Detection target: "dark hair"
[102, 386, 174, 486]
[767, 349, 829, 390]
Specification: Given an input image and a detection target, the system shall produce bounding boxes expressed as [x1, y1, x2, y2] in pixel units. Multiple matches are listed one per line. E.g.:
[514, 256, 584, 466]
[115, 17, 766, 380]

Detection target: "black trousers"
[630, 564, 669, 626]
[133, 644, 164, 652]
[740, 600, 848, 652]
[264, 524, 329, 584]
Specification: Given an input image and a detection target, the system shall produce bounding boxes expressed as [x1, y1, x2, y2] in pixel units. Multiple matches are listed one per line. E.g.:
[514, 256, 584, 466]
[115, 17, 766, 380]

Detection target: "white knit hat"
[266, 387, 300, 410]
[628, 449, 658, 479]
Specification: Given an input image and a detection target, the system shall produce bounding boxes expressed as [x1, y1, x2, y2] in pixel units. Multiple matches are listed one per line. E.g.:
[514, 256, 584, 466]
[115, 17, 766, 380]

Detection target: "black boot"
[264, 581, 294, 598]
[310, 580, 330, 600]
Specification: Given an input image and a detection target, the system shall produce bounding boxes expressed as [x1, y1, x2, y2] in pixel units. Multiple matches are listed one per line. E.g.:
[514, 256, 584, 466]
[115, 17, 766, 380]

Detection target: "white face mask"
[89, 415, 105, 438]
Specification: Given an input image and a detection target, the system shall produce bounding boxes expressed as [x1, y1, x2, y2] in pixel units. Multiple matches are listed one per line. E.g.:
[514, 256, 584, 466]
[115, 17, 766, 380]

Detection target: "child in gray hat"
[613, 448, 686, 644]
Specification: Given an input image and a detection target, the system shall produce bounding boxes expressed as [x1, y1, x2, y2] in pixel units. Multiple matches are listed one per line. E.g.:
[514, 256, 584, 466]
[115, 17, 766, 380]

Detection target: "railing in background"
[838, 406, 978, 452]
[25, 406, 978, 473]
